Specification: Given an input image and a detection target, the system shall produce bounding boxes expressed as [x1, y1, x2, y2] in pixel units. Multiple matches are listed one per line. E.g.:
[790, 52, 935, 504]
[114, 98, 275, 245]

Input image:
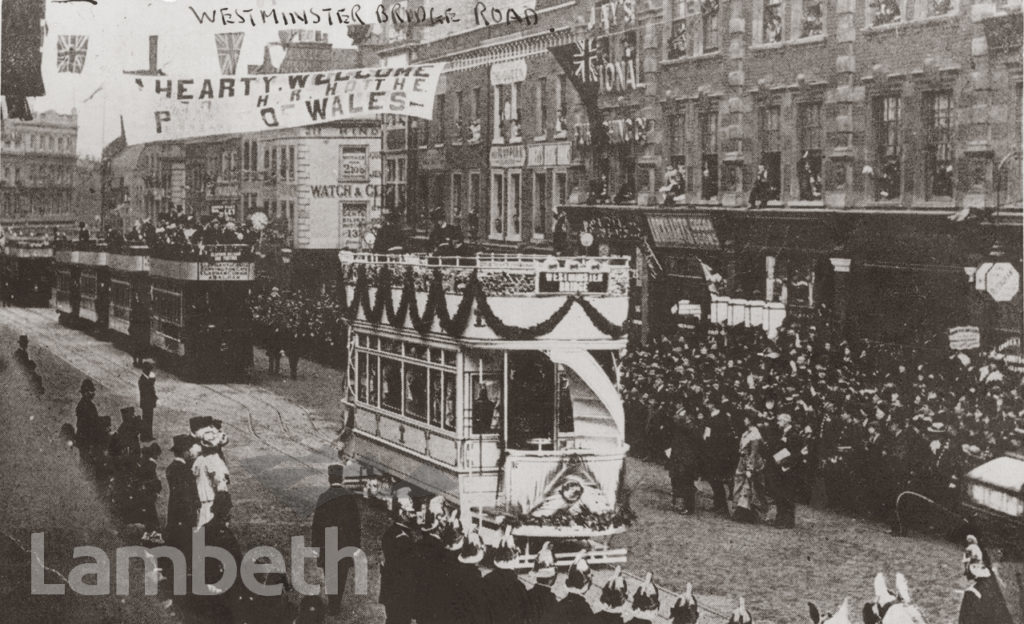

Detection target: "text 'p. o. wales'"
[121, 64, 445, 143]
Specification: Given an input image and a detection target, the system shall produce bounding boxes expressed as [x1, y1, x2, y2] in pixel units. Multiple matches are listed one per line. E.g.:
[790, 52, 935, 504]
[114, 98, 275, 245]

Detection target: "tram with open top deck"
[1, 235, 52, 307]
[338, 251, 634, 549]
[147, 243, 255, 380]
[53, 241, 111, 330]
[105, 243, 151, 349]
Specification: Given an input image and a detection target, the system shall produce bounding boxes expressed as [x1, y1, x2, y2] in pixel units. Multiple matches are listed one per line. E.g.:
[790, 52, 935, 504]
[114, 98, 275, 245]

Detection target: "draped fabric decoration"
[339, 265, 630, 340]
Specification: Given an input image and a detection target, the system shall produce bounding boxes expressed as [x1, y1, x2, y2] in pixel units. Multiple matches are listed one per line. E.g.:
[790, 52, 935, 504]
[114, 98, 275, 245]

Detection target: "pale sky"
[32, 0, 356, 157]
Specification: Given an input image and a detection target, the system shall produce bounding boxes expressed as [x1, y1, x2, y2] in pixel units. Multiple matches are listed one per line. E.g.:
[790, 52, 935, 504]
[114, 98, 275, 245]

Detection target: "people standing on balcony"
[78, 221, 91, 242]
[374, 211, 405, 254]
[552, 209, 569, 256]
[661, 165, 687, 206]
[748, 164, 774, 209]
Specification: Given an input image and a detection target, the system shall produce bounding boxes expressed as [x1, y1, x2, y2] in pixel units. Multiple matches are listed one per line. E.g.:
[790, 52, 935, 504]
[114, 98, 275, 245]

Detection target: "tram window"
[404, 364, 427, 421]
[407, 344, 427, 361]
[367, 356, 378, 405]
[111, 280, 131, 321]
[443, 351, 456, 367]
[429, 369, 443, 428]
[469, 375, 502, 435]
[381, 338, 401, 354]
[381, 358, 402, 412]
[357, 334, 368, 347]
[357, 352, 368, 403]
[443, 372, 456, 431]
[368, 336, 379, 349]
[430, 348, 443, 364]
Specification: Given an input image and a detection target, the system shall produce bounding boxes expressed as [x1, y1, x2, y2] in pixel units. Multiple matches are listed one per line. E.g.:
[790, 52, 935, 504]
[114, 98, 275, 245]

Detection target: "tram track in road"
[0, 307, 336, 476]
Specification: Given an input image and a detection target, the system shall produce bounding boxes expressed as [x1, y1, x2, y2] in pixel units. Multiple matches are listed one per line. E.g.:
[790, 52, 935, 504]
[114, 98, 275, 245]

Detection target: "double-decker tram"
[105, 243, 151, 347]
[52, 241, 111, 329]
[1, 234, 53, 307]
[339, 252, 634, 551]
[147, 244, 255, 380]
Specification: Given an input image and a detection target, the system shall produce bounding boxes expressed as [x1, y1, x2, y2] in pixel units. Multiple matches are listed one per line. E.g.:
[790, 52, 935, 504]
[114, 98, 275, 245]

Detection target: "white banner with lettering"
[119, 64, 446, 143]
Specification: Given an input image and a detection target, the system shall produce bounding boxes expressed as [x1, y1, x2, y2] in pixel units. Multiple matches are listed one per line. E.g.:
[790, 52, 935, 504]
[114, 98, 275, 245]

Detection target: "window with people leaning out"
[353, 333, 457, 434]
[873, 94, 902, 200]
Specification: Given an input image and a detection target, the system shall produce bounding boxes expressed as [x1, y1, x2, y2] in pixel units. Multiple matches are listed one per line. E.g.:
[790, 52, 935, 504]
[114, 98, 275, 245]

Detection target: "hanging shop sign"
[948, 326, 982, 351]
[490, 59, 528, 86]
[310, 183, 381, 199]
[975, 261, 1021, 302]
[490, 144, 526, 168]
[646, 215, 719, 249]
[420, 148, 447, 171]
[527, 143, 572, 168]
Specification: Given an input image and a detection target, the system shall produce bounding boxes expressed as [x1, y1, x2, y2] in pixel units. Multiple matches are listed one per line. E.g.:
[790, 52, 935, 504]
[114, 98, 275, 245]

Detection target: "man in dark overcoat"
[138, 361, 157, 442]
[702, 404, 736, 514]
[311, 464, 362, 616]
[379, 489, 419, 624]
[768, 412, 805, 528]
[165, 434, 199, 565]
[667, 407, 702, 514]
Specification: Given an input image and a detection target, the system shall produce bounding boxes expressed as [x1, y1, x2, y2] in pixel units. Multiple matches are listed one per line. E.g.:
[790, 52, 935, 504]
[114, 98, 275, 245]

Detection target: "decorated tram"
[338, 252, 635, 546]
[1, 235, 52, 307]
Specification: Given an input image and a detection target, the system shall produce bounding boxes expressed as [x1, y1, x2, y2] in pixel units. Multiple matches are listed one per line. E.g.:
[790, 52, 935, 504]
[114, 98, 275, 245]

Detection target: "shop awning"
[744, 218, 836, 254]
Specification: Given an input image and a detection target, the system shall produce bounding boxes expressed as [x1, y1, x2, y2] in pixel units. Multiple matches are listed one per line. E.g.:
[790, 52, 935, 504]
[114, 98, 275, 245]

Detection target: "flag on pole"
[549, 38, 608, 148]
[214, 32, 244, 75]
[57, 35, 88, 73]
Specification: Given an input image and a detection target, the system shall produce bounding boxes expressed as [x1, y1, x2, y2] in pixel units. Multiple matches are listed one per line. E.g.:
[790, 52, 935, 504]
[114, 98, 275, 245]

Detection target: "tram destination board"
[198, 261, 255, 281]
[538, 271, 609, 294]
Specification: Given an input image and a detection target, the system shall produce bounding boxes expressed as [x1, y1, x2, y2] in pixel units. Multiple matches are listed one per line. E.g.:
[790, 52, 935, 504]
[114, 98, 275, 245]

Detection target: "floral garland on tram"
[338, 264, 631, 340]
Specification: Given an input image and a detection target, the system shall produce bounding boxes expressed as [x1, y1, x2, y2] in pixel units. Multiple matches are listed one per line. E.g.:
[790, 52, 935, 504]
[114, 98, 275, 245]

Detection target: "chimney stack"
[149, 35, 158, 73]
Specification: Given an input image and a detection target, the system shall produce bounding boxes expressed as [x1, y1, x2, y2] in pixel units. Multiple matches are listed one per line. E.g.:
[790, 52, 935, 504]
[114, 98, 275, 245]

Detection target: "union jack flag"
[57, 35, 88, 73]
[215, 32, 245, 75]
[570, 38, 606, 84]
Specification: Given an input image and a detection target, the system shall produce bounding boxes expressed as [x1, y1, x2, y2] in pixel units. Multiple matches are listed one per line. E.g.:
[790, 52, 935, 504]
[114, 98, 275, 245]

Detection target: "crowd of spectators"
[249, 285, 349, 376]
[113, 210, 260, 257]
[621, 308, 1024, 526]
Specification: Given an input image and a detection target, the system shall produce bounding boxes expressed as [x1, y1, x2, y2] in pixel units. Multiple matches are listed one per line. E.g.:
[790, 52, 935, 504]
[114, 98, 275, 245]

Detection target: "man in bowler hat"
[312, 464, 362, 615]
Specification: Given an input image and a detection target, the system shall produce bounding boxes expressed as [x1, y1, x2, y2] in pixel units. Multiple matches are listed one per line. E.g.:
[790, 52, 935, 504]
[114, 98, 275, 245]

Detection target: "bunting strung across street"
[57, 35, 89, 74]
[214, 32, 244, 75]
[118, 63, 446, 143]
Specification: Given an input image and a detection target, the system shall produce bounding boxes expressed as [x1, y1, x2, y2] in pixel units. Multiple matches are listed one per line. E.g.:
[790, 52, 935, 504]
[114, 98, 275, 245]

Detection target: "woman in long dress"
[732, 415, 769, 523]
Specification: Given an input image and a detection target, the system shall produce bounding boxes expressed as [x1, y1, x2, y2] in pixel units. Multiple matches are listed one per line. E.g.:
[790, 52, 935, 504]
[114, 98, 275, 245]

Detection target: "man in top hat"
[767, 413, 805, 529]
[430, 511, 471, 624]
[702, 404, 737, 515]
[14, 335, 29, 365]
[525, 542, 559, 624]
[555, 554, 595, 624]
[138, 361, 158, 442]
[667, 407, 702, 515]
[482, 526, 528, 624]
[380, 487, 419, 624]
[311, 463, 362, 616]
[165, 434, 200, 564]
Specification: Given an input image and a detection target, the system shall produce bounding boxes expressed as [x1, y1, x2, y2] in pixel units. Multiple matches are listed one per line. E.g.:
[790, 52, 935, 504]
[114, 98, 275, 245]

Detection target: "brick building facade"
[365, 0, 1022, 350]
